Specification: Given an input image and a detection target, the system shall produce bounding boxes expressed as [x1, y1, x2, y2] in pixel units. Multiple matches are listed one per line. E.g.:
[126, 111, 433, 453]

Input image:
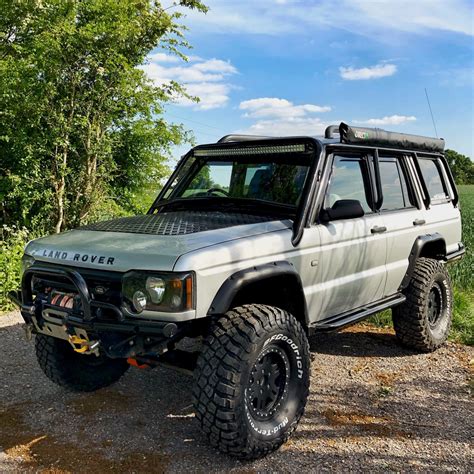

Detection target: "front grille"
[79, 211, 275, 236]
[30, 265, 122, 320]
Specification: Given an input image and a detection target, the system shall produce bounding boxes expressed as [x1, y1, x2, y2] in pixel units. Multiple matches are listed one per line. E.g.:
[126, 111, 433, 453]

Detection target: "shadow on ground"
[0, 322, 472, 472]
[309, 325, 416, 358]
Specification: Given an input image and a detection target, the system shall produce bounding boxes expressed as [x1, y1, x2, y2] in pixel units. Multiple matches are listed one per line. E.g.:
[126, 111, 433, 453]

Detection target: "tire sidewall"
[423, 269, 452, 343]
[239, 324, 309, 443]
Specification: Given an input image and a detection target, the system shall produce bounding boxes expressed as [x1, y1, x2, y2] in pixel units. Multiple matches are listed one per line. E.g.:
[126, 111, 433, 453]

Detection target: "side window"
[324, 156, 372, 213]
[418, 158, 449, 203]
[378, 158, 413, 210]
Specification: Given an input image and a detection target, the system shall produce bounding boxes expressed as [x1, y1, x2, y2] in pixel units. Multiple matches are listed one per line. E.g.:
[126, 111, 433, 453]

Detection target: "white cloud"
[148, 53, 182, 63]
[354, 115, 417, 126]
[238, 97, 333, 136]
[239, 98, 331, 119]
[140, 55, 237, 110]
[349, 0, 473, 37]
[193, 59, 237, 74]
[238, 117, 332, 137]
[179, 83, 235, 110]
[181, 0, 473, 38]
[339, 63, 397, 80]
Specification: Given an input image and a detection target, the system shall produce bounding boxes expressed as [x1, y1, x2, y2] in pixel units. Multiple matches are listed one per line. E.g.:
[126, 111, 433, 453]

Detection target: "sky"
[142, 0, 474, 160]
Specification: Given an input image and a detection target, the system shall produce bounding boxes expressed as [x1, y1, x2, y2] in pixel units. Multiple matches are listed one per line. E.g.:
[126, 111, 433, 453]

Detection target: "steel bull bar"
[8, 265, 180, 357]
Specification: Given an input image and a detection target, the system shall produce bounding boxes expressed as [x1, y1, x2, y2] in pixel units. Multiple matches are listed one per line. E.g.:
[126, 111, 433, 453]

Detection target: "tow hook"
[68, 335, 100, 356]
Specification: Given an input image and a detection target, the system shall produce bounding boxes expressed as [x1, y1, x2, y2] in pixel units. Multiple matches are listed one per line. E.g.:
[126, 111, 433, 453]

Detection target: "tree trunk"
[54, 175, 65, 233]
[53, 149, 68, 233]
[79, 121, 101, 223]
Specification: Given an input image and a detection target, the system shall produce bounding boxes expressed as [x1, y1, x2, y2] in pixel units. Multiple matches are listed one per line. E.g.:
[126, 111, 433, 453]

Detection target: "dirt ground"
[0, 311, 472, 473]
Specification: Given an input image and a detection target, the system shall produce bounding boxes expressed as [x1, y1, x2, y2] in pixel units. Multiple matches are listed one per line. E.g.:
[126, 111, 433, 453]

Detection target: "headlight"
[146, 277, 166, 304]
[20, 254, 35, 278]
[122, 272, 194, 314]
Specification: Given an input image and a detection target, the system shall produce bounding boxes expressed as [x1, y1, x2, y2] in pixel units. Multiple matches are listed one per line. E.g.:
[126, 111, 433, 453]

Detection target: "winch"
[49, 290, 79, 310]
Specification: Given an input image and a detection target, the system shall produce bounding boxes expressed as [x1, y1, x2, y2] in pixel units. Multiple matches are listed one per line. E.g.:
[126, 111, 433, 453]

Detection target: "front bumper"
[9, 265, 188, 358]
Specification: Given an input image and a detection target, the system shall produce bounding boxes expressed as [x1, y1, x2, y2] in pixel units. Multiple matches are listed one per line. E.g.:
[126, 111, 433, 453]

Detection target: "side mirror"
[320, 199, 365, 222]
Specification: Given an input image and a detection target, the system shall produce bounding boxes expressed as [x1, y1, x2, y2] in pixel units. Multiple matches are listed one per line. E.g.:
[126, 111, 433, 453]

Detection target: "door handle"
[371, 225, 387, 234]
[413, 219, 426, 226]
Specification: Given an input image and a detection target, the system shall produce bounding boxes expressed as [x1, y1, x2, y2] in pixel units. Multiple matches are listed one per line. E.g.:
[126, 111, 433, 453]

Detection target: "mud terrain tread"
[35, 334, 129, 392]
[393, 257, 452, 352]
[193, 304, 310, 459]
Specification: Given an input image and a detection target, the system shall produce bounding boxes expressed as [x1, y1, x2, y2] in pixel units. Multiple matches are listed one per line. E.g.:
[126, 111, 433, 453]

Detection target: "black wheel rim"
[246, 346, 290, 421]
[427, 282, 443, 328]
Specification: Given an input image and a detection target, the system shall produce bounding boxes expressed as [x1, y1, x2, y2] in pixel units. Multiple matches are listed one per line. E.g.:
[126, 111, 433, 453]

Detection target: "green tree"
[0, 0, 206, 233]
[445, 149, 474, 185]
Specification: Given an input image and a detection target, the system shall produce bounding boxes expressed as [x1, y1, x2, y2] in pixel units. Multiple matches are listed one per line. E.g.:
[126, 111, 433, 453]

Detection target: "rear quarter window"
[378, 159, 412, 211]
[418, 158, 450, 203]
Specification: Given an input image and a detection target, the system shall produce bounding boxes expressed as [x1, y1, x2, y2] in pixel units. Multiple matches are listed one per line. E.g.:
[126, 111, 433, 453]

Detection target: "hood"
[26, 211, 292, 272]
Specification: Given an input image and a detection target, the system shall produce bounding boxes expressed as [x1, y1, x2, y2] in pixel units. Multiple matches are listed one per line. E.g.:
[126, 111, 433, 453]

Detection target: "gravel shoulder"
[0, 311, 472, 472]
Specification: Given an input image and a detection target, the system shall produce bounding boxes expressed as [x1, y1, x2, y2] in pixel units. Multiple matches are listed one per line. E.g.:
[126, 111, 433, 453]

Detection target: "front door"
[316, 153, 387, 319]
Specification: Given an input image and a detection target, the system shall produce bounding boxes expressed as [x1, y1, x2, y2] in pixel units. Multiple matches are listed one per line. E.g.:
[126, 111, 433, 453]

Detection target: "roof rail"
[218, 134, 271, 143]
[324, 125, 340, 139]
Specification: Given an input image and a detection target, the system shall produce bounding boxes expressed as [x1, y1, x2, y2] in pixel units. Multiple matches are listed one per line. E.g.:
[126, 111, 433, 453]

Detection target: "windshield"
[156, 147, 313, 212]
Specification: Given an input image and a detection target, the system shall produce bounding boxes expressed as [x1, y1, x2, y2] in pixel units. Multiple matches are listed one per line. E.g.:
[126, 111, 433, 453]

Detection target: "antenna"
[424, 88, 438, 138]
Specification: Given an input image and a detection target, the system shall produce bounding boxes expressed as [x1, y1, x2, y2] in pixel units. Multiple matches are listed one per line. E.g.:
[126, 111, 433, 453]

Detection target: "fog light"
[132, 291, 147, 313]
[146, 277, 165, 304]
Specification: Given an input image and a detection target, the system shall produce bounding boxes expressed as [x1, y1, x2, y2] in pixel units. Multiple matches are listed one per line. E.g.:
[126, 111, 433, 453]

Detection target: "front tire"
[35, 334, 129, 392]
[393, 257, 453, 352]
[193, 304, 310, 459]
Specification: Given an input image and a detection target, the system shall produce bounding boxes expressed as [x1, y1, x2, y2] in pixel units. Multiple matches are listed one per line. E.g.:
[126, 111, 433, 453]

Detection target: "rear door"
[377, 155, 426, 296]
[416, 156, 462, 254]
[316, 153, 387, 318]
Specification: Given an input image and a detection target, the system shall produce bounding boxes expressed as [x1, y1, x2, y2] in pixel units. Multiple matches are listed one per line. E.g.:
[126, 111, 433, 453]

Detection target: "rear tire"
[35, 334, 129, 392]
[393, 257, 452, 352]
[193, 304, 310, 459]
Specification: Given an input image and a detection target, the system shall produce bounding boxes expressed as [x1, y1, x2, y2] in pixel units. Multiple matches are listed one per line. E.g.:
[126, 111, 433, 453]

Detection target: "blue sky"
[143, 0, 474, 159]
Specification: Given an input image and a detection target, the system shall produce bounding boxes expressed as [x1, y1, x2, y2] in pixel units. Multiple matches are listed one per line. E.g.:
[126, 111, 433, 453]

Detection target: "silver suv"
[10, 122, 465, 459]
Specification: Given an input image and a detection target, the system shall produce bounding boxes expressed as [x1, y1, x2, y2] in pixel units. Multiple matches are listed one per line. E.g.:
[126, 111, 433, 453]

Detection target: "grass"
[368, 184, 474, 346]
[450, 184, 474, 345]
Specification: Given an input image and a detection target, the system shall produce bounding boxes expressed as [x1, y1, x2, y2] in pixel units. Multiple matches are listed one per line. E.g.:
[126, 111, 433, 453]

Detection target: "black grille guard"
[9, 265, 180, 337]
[20, 265, 121, 321]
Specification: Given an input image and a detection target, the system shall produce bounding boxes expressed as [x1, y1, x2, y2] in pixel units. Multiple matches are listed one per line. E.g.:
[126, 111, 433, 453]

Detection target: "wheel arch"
[400, 233, 447, 290]
[207, 261, 309, 328]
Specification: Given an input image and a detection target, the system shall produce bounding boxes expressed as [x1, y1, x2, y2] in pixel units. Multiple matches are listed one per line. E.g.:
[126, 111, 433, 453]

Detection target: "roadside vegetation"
[0, 0, 206, 309]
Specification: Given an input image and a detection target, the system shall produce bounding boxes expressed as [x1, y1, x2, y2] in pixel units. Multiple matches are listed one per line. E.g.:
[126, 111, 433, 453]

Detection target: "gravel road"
[1, 311, 472, 473]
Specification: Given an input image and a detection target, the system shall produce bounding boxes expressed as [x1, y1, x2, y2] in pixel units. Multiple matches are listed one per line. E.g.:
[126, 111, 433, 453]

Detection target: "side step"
[311, 293, 406, 332]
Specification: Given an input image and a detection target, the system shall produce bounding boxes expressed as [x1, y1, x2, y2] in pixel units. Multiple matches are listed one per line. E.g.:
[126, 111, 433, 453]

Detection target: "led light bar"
[194, 144, 306, 157]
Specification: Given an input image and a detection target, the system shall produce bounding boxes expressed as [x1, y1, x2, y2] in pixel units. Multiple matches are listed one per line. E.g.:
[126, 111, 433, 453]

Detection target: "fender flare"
[400, 233, 446, 290]
[207, 261, 309, 324]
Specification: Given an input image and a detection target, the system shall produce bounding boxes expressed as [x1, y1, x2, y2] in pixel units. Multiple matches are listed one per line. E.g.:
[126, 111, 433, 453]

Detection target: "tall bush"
[0, 225, 29, 311]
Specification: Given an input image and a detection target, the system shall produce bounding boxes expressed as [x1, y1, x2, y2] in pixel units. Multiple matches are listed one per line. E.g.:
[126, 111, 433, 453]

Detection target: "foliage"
[450, 185, 473, 291]
[0, 0, 206, 234]
[445, 149, 474, 185]
[450, 289, 474, 346]
[0, 225, 30, 311]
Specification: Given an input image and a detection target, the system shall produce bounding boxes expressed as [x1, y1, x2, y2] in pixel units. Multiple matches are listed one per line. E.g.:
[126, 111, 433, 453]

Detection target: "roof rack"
[218, 134, 271, 143]
[324, 122, 444, 153]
